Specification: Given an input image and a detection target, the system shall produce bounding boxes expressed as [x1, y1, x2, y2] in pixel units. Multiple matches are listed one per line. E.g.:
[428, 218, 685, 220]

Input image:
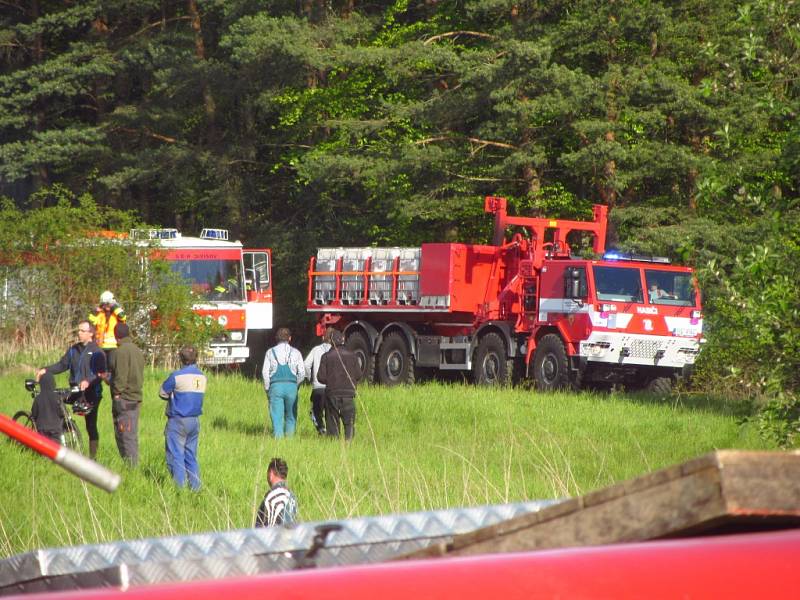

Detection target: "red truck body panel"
[23, 529, 800, 600]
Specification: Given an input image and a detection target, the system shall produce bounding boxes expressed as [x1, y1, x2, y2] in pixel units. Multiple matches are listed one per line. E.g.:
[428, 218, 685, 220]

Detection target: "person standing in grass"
[261, 327, 305, 438]
[159, 345, 206, 491]
[255, 457, 298, 528]
[109, 322, 145, 466]
[37, 320, 106, 458]
[317, 329, 361, 440]
[89, 290, 126, 364]
[304, 327, 334, 435]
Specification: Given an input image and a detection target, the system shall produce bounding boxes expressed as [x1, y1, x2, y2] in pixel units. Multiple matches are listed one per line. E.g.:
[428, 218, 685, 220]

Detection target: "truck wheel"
[345, 330, 375, 384]
[377, 331, 415, 386]
[532, 334, 570, 391]
[474, 332, 512, 386]
[646, 376, 673, 396]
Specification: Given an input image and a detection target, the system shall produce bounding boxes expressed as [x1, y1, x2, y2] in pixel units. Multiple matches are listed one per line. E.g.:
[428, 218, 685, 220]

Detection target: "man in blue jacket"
[159, 346, 207, 491]
[37, 320, 106, 458]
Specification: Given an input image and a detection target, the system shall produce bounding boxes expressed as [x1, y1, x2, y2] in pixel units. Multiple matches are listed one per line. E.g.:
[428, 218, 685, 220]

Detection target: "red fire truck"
[307, 197, 703, 391]
[135, 227, 273, 365]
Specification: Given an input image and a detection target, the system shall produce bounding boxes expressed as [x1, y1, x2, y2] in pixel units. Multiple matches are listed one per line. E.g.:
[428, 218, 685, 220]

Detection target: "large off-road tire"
[646, 376, 673, 397]
[13, 410, 36, 431]
[473, 332, 513, 386]
[377, 331, 416, 386]
[532, 334, 570, 391]
[345, 329, 375, 384]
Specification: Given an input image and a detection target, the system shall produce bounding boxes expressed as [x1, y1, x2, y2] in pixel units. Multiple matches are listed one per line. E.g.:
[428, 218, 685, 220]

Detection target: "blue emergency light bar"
[603, 251, 670, 264]
[200, 228, 229, 241]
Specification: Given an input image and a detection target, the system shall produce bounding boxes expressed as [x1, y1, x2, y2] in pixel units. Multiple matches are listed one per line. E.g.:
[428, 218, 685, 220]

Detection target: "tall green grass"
[0, 367, 771, 558]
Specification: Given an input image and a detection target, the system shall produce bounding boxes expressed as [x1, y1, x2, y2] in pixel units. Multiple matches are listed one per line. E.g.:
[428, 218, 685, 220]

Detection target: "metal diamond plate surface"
[0, 500, 555, 595]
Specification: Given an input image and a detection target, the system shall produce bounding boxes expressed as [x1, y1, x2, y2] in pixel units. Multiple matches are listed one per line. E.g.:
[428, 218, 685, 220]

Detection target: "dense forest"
[1, 1, 798, 436]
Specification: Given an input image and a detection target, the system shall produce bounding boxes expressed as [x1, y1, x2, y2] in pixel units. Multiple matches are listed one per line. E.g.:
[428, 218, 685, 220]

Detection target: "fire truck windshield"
[645, 270, 696, 306]
[169, 259, 244, 302]
[593, 266, 644, 303]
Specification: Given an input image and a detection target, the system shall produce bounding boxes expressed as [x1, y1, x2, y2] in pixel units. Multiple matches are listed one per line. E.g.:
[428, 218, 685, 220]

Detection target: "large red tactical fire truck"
[307, 196, 703, 391]
[135, 227, 273, 365]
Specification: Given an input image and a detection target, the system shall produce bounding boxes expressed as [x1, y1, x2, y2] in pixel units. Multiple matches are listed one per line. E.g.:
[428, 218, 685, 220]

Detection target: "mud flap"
[570, 355, 587, 388]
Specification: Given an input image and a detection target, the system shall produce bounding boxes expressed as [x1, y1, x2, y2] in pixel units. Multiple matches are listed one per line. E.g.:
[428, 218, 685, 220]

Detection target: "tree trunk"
[30, 0, 50, 197]
[187, 0, 217, 131]
[601, 66, 619, 208]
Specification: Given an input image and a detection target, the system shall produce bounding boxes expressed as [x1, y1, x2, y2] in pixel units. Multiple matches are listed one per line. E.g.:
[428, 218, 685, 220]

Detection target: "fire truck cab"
[135, 227, 273, 365]
[533, 254, 702, 391]
[307, 197, 703, 392]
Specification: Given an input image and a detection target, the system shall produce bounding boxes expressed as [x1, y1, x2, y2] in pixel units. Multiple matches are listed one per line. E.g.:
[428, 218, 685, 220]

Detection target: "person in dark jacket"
[31, 371, 64, 443]
[159, 346, 206, 491]
[317, 330, 361, 440]
[109, 322, 145, 466]
[37, 320, 106, 458]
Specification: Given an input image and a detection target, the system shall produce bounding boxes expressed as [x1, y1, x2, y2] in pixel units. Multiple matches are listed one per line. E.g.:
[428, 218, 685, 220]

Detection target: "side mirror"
[564, 268, 586, 299]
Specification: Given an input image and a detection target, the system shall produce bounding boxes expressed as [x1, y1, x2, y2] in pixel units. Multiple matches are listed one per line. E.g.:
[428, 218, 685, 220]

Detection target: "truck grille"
[630, 339, 661, 359]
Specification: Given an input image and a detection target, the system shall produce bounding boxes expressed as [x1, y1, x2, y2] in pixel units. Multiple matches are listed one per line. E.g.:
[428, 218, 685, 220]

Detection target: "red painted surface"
[419, 243, 501, 313]
[20, 529, 800, 600]
[164, 248, 242, 260]
[0, 413, 60, 459]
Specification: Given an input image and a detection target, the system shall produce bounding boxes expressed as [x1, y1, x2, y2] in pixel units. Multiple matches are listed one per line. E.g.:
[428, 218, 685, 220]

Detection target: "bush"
[693, 209, 800, 445]
[754, 395, 800, 449]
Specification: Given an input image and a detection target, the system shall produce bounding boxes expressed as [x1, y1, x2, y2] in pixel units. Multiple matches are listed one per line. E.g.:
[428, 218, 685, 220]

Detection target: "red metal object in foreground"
[21, 529, 800, 600]
[0, 413, 121, 493]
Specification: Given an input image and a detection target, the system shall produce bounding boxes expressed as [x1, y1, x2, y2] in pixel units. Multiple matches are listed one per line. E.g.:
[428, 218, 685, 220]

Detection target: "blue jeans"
[268, 383, 298, 438]
[165, 416, 201, 490]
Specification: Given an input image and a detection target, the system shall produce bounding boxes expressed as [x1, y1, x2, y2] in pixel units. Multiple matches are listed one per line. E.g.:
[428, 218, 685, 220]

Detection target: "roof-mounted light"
[200, 228, 229, 241]
[602, 251, 670, 264]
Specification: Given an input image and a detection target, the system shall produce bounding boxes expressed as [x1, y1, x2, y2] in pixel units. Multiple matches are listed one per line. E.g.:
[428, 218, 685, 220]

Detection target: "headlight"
[584, 341, 611, 357]
[217, 315, 228, 326]
[230, 331, 243, 341]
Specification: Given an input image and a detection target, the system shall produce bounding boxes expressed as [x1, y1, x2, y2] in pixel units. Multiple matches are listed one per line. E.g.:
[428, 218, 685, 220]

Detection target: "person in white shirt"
[649, 283, 674, 303]
[262, 327, 305, 438]
[304, 327, 334, 435]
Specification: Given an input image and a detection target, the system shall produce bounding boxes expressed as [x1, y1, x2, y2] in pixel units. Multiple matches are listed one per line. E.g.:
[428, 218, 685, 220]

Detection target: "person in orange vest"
[89, 290, 127, 362]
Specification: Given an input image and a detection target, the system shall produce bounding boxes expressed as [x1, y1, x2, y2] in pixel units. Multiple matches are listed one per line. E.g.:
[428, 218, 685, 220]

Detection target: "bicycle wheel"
[12, 410, 36, 431]
[62, 418, 83, 453]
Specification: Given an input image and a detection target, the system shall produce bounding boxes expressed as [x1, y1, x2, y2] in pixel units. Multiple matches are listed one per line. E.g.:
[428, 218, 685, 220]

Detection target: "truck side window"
[244, 252, 270, 292]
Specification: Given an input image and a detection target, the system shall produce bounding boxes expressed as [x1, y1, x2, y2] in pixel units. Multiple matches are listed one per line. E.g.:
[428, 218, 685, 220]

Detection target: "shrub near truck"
[307, 196, 703, 392]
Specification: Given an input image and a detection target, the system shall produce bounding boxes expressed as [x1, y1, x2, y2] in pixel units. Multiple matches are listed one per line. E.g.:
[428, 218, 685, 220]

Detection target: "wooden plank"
[717, 450, 800, 515]
[397, 450, 800, 561]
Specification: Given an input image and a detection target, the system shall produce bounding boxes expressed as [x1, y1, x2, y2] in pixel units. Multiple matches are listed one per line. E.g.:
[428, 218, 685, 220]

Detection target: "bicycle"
[14, 379, 84, 452]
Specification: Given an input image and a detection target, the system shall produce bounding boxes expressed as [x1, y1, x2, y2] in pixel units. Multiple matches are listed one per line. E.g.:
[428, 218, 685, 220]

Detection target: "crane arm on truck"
[485, 196, 608, 268]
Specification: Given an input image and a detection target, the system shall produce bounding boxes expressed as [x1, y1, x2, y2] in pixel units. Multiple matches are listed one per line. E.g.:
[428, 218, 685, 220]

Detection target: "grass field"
[0, 366, 773, 558]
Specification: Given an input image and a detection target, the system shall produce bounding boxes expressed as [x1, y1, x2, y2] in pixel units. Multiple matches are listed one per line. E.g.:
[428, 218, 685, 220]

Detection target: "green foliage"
[692, 210, 800, 443]
[754, 396, 800, 449]
[144, 262, 223, 366]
